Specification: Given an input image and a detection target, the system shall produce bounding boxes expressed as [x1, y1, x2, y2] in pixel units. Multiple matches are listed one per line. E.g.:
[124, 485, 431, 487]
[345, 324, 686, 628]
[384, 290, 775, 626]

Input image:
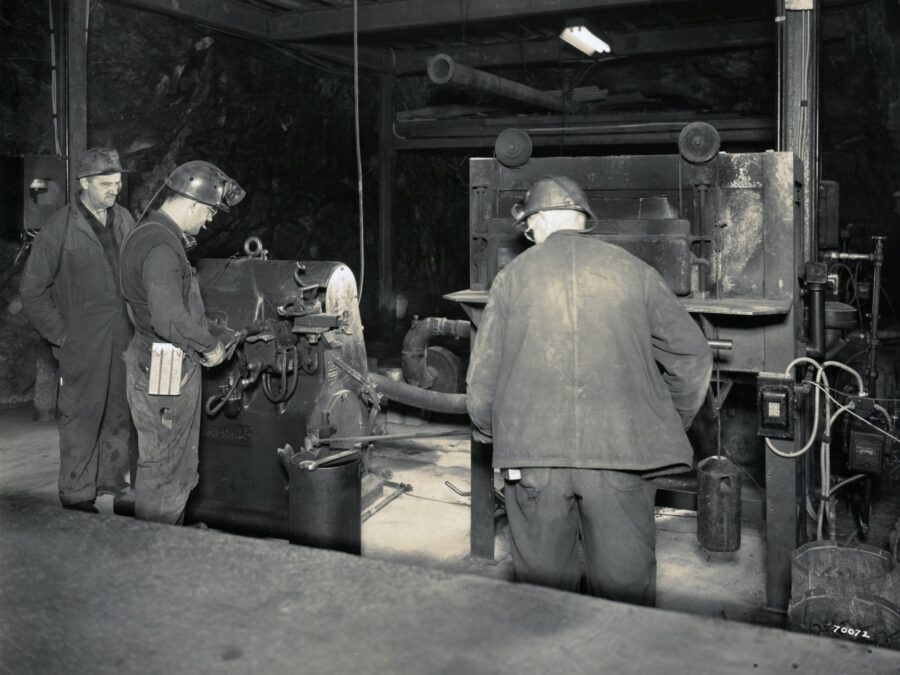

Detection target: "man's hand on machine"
[201, 339, 227, 367]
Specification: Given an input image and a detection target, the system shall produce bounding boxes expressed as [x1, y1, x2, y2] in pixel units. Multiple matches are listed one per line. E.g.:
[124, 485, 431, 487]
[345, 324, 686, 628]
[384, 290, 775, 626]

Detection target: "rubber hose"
[401, 317, 471, 388]
[369, 372, 467, 414]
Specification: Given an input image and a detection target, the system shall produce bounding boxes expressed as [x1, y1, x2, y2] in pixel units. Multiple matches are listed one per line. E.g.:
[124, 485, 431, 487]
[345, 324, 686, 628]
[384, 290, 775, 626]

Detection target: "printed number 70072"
[832, 625, 872, 639]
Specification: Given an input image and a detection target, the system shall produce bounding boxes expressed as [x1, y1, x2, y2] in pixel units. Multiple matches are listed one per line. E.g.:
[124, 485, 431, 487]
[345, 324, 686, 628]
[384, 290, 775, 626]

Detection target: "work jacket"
[20, 199, 135, 350]
[466, 229, 712, 477]
[119, 211, 216, 368]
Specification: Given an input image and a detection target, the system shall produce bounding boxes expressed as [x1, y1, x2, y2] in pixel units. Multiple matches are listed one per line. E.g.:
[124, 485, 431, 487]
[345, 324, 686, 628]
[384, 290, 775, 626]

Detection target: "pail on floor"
[288, 454, 361, 555]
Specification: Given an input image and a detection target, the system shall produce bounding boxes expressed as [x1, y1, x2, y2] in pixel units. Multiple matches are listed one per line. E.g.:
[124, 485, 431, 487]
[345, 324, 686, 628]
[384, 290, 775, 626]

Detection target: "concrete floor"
[0, 403, 777, 629]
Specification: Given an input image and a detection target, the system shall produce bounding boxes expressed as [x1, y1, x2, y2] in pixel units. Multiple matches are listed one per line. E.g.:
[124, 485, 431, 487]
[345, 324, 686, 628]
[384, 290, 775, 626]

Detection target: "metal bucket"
[288, 454, 361, 555]
[697, 456, 741, 552]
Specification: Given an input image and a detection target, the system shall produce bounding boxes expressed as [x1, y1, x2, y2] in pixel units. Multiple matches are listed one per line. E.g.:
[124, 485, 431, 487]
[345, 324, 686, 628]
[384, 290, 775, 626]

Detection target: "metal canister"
[288, 454, 361, 555]
[697, 456, 741, 552]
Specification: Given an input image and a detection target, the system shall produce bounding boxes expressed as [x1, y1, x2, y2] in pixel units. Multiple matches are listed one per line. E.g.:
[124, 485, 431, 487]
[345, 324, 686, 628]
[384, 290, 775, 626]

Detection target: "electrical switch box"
[757, 371, 795, 439]
[0, 156, 67, 233]
[847, 428, 884, 474]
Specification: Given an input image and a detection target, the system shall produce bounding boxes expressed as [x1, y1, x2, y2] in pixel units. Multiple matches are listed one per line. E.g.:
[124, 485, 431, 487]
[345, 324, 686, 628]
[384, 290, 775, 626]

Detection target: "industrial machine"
[188, 246, 379, 546]
[447, 124, 899, 612]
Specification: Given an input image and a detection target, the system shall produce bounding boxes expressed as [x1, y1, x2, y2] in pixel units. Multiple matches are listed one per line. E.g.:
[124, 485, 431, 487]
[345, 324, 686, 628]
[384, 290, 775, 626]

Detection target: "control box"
[0, 156, 68, 233]
[757, 371, 795, 439]
[847, 428, 885, 474]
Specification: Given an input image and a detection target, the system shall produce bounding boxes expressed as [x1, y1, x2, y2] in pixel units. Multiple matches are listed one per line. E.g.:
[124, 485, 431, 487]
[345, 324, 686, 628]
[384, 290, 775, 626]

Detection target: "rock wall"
[0, 1, 379, 404]
[2, 2, 900, 404]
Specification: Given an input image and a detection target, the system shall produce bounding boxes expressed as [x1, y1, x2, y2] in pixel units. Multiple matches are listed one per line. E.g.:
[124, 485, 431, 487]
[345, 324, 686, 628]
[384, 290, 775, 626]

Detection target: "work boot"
[63, 501, 99, 514]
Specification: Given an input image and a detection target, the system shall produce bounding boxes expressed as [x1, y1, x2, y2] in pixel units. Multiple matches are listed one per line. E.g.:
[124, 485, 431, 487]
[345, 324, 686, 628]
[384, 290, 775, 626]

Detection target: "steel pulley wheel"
[678, 122, 721, 164]
[495, 128, 533, 168]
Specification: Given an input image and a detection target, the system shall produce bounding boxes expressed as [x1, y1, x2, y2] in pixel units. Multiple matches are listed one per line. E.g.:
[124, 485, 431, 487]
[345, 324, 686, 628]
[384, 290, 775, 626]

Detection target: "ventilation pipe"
[427, 53, 571, 113]
[402, 317, 471, 389]
[369, 372, 467, 415]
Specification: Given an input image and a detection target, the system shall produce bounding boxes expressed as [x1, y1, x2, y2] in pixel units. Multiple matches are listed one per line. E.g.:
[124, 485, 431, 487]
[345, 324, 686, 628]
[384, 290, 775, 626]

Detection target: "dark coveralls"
[467, 230, 712, 606]
[119, 212, 217, 524]
[19, 199, 135, 506]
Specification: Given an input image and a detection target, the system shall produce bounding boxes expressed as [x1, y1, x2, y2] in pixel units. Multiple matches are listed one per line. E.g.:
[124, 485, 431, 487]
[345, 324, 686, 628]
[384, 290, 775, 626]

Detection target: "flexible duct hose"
[401, 317, 470, 388]
[369, 372, 467, 415]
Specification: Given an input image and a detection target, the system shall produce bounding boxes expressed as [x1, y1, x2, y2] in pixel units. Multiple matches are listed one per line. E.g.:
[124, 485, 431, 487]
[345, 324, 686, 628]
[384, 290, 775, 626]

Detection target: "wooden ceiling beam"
[391, 20, 774, 74]
[268, 0, 691, 40]
[114, 0, 271, 39]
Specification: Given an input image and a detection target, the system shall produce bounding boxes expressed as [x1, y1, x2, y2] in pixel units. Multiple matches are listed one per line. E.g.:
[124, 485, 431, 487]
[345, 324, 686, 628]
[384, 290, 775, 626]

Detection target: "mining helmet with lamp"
[165, 160, 246, 212]
[510, 176, 597, 232]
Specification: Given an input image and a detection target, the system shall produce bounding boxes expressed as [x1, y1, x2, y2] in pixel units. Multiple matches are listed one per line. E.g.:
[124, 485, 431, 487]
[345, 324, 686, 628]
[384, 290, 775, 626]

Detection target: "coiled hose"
[369, 372, 467, 415]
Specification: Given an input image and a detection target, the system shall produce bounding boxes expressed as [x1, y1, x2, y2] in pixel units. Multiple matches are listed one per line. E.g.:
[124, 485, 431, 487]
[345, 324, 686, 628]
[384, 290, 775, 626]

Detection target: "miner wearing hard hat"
[119, 160, 245, 524]
[466, 175, 712, 606]
[20, 147, 136, 513]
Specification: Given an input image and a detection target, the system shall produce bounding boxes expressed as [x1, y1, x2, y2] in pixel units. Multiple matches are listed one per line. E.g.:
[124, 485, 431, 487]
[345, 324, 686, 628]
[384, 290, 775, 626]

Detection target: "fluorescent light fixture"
[560, 22, 611, 57]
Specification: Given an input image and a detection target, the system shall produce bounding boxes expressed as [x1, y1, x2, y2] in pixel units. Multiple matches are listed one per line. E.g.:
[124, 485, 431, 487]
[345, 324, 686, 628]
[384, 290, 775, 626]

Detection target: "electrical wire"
[353, 0, 365, 304]
[806, 380, 900, 445]
[47, 0, 61, 156]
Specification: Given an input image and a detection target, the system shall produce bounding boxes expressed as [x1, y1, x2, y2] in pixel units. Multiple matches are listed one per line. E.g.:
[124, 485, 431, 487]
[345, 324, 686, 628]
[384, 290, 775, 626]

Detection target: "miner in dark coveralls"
[20, 148, 135, 513]
[119, 160, 244, 524]
[466, 176, 712, 606]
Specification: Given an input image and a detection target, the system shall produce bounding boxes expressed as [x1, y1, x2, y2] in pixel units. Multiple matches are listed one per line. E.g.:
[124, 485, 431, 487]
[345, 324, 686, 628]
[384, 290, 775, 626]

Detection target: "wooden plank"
[393, 20, 774, 74]
[378, 72, 394, 319]
[469, 436, 495, 560]
[393, 113, 775, 147]
[780, 6, 819, 264]
[67, 0, 88, 186]
[112, 0, 270, 38]
[761, 152, 806, 611]
[269, 0, 691, 40]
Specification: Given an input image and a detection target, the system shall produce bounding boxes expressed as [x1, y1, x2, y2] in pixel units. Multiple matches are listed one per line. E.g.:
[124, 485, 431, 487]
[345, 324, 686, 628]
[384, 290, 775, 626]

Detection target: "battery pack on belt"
[149, 342, 183, 396]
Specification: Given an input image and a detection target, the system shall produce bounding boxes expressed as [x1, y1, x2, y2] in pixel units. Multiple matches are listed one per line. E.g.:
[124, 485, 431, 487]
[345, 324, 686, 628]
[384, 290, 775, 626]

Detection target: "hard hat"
[510, 176, 596, 224]
[76, 147, 127, 179]
[165, 160, 246, 212]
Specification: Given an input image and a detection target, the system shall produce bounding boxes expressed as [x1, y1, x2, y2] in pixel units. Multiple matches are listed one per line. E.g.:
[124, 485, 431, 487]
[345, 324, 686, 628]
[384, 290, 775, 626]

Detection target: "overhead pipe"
[369, 372, 467, 415]
[402, 317, 470, 388]
[427, 53, 571, 113]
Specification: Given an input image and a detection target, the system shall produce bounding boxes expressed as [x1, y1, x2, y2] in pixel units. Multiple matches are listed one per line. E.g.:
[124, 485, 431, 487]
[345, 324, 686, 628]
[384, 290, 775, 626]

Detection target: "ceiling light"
[560, 21, 611, 57]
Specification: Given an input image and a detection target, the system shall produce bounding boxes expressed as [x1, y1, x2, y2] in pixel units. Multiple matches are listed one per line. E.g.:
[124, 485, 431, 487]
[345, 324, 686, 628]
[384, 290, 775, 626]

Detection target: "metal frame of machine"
[189, 257, 376, 545]
[448, 150, 810, 609]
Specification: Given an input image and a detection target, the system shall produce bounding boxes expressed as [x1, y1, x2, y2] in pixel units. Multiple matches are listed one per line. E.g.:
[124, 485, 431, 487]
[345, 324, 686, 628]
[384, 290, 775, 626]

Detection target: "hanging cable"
[353, 0, 365, 303]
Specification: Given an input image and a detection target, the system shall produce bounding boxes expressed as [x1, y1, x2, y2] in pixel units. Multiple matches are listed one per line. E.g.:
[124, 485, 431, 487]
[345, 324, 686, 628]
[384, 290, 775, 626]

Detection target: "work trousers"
[504, 467, 657, 606]
[56, 326, 132, 506]
[125, 345, 201, 524]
